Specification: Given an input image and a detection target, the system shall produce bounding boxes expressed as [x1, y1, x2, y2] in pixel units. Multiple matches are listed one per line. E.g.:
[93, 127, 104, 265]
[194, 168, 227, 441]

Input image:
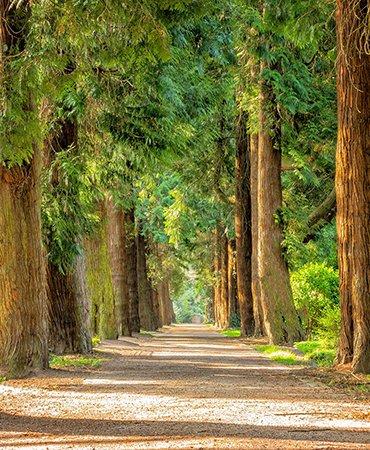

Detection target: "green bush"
[291, 263, 339, 339]
[229, 312, 241, 329]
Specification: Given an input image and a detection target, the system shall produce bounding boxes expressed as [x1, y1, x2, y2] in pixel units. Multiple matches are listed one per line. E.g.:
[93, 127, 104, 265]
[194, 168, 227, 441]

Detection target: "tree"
[0, 0, 48, 377]
[335, 0, 370, 373]
[235, 110, 254, 336]
[256, 62, 302, 344]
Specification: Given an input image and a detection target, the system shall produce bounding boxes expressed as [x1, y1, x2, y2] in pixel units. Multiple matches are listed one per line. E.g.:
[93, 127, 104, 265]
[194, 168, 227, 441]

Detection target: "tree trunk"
[220, 233, 229, 329]
[85, 203, 117, 339]
[45, 116, 92, 354]
[0, 0, 48, 377]
[151, 287, 162, 328]
[250, 134, 265, 336]
[227, 239, 238, 325]
[335, 0, 370, 373]
[0, 150, 49, 377]
[48, 254, 92, 354]
[257, 76, 303, 344]
[137, 225, 159, 331]
[235, 111, 255, 336]
[124, 209, 140, 333]
[213, 231, 221, 327]
[106, 198, 131, 336]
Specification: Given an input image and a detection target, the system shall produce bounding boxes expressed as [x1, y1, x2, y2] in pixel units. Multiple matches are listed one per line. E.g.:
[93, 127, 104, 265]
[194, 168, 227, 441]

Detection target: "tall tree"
[257, 64, 302, 344]
[107, 198, 131, 336]
[125, 208, 140, 333]
[0, 0, 48, 376]
[235, 110, 254, 336]
[335, 0, 370, 373]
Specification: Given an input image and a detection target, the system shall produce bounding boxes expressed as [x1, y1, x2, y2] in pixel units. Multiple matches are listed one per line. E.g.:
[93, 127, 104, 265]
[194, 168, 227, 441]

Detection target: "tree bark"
[48, 254, 92, 354]
[0, 150, 49, 376]
[213, 231, 221, 327]
[219, 233, 229, 329]
[106, 198, 131, 336]
[250, 134, 265, 336]
[335, 0, 370, 373]
[136, 224, 159, 331]
[235, 111, 255, 336]
[227, 239, 238, 324]
[85, 202, 117, 339]
[257, 75, 303, 344]
[124, 209, 140, 333]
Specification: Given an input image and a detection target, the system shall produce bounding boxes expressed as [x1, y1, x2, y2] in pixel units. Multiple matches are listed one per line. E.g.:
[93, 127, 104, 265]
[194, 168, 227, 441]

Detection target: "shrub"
[291, 263, 339, 339]
[229, 312, 241, 329]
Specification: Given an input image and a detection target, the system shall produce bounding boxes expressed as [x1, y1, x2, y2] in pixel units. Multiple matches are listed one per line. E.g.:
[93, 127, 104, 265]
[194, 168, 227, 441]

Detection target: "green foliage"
[173, 278, 206, 323]
[255, 345, 307, 366]
[92, 336, 101, 348]
[49, 354, 102, 369]
[221, 329, 241, 338]
[229, 313, 241, 329]
[291, 263, 339, 338]
[295, 341, 336, 367]
[42, 150, 99, 273]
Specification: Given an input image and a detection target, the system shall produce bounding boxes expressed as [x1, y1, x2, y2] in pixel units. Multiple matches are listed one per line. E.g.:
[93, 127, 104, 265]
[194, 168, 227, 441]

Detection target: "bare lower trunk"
[219, 233, 229, 329]
[48, 254, 92, 354]
[160, 279, 174, 325]
[213, 231, 221, 327]
[85, 203, 117, 339]
[0, 150, 49, 377]
[137, 225, 158, 331]
[227, 239, 238, 324]
[125, 209, 140, 333]
[257, 79, 302, 344]
[250, 134, 265, 336]
[235, 111, 255, 336]
[335, 0, 370, 373]
[106, 198, 131, 336]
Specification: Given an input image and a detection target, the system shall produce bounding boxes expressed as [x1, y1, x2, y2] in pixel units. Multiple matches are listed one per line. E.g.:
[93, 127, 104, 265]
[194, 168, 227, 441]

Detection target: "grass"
[0, 376, 6, 383]
[294, 340, 336, 367]
[221, 328, 241, 338]
[140, 330, 155, 337]
[92, 335, 101, 347]
[255, 345, 307, 366]
[255, 341, 337, 368]
[50, 354, 103, 369]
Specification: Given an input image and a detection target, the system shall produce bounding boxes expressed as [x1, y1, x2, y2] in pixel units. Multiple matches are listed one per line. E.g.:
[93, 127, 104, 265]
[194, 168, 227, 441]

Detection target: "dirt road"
[0, 324, 369, 449]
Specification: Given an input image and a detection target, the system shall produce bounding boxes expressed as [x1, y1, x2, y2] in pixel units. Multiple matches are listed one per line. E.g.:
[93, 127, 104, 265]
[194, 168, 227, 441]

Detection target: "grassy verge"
[50, 354, 103, 369]
[255, 340, 336, 368]
[221, 328, 241, 338]
[255, 344, 307, 365]
[294, 340, 336, 367]
[140, 330, 155, 337]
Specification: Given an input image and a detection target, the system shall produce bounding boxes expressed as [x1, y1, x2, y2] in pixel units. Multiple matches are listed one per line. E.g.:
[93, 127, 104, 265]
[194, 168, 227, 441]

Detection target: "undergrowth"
[255, 345, 307, 365]
[221, 328, 241, 338]
[256, 340, 336, 367]
[50, 354, 103, 369]
[295, 340, 336, 367]
[92, 335, 101, 347]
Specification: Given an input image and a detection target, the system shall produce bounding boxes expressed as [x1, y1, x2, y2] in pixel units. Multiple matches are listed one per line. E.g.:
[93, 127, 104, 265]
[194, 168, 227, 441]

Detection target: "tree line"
[0, 0, 369, 377]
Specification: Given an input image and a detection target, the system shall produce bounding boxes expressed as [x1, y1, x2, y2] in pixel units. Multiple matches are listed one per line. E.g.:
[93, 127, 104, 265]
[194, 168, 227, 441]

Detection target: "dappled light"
[0, 325, 369, 449]
[0, 0, 369, 448]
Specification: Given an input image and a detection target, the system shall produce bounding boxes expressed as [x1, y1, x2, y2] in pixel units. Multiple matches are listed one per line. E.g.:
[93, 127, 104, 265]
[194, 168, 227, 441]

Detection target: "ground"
[0, 325, 369, 449]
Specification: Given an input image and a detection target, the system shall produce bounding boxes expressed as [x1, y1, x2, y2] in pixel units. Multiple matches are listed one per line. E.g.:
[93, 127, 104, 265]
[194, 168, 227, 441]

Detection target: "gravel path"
[0, 324, 369, 449]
